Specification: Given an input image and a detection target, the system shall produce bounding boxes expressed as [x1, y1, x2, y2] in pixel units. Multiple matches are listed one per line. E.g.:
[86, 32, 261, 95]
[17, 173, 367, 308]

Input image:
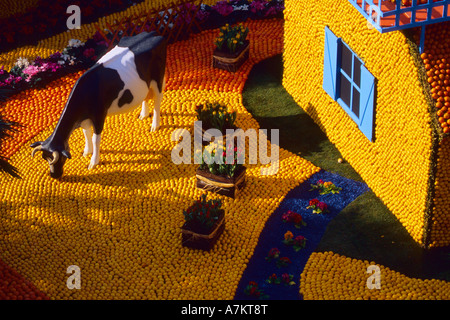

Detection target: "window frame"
[322, 26, 376, 142]
[336, 41, 364, 125]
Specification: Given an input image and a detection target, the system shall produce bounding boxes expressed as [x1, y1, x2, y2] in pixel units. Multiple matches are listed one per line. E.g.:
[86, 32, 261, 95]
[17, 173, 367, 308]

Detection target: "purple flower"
[93, 31, 104, 43]
[250, 0, 266, 13]
[97, 40, 109, 47]
[0, 66, 5, 75]
[34, 56, 44, 66]
[4, 74, 22, 85]
[213, 1, 234, 16]
[265, 7, 277, 17]
[196, 9, 210, 21]
[49, 51, 62, 60]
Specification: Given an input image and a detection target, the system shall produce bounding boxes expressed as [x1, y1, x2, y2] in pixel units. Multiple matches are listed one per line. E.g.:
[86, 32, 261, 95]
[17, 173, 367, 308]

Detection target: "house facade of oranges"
[283, 0, 450, 248]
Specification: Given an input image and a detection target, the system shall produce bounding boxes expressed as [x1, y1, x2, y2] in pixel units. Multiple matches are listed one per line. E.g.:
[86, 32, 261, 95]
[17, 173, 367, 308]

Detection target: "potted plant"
[195, 102, 237, 145]
[195, 140, 246, 198]
[212, 22, 249, 72]
[181, 194, 225, 251]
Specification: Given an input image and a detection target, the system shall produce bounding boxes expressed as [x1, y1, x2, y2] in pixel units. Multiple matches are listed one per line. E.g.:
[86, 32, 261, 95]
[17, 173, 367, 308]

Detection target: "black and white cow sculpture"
[31, 31, 166, 179]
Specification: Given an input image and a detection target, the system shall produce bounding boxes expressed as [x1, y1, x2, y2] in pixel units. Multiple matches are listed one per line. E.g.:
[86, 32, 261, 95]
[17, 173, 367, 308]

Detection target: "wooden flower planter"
[196, 166, 246, 198]
[181, 209, 225, 251]
[212, 40, 249, 73]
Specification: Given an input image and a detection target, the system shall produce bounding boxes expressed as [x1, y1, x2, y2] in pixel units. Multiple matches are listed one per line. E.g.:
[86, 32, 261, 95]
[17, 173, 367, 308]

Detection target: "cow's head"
[31, 141, 71, 179]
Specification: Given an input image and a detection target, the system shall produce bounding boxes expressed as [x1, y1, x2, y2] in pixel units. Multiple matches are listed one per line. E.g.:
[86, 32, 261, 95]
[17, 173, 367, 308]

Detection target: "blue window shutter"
[358, 65, 376, 141]
[323, 26, 340, 100]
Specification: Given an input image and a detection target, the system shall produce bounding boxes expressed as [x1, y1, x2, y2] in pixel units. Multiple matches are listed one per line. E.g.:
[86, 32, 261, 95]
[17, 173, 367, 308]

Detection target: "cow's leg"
[88, 133, 101, 170]
[139, 100, 149, 120]
[82, 126, 93, 157]
[151, 87, 163, 132]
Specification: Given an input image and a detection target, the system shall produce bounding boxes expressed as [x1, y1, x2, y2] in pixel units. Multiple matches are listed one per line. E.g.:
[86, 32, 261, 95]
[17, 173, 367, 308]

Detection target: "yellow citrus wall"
[431, 136, 450, 247]
[283, 0, 435, 246]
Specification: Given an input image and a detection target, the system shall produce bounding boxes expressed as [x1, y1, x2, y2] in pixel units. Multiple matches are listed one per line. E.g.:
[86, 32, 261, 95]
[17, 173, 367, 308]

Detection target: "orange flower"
[284, 231, 293, 241]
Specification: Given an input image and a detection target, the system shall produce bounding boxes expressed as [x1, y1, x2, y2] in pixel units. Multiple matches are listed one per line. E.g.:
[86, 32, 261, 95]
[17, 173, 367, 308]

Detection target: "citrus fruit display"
[0, 0, 448, 301]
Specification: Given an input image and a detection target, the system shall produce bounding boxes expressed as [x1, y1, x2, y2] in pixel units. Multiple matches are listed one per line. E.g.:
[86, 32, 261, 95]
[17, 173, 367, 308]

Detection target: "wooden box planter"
[212, 40, 249, 73]
[181, 209, 225, 251]
[196, 166, 246, 198]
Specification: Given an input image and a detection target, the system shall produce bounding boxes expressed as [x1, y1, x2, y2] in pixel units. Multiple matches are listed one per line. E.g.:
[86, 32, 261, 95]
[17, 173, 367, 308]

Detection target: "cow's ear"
[62, 150, 71, 159]
[30, 141, 42, 148]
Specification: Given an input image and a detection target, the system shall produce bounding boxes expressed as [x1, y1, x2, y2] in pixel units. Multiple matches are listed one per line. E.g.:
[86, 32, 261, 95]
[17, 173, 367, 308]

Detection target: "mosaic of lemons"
[0, 88, 319, 299]
[300, 252, 450, 300]
[283, 0, 434, 246]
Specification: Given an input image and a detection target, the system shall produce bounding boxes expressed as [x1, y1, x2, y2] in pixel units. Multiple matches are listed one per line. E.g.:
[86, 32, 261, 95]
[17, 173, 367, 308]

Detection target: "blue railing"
[348, 0, 449, 33]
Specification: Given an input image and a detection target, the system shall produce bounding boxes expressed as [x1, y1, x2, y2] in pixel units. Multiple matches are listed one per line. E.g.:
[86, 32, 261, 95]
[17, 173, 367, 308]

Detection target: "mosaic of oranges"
[1, 0, 449, 300]
[0, 18, 322, 300]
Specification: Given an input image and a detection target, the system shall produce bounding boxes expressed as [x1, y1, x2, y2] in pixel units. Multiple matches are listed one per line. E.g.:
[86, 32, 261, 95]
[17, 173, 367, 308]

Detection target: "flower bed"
[0, 0, 147, 54]
[0, 0, 284, 102]
[234, 171, 369, 300]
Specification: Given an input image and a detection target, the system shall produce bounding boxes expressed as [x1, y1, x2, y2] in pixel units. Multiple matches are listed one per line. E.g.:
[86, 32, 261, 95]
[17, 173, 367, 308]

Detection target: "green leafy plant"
[266, 273, 296, 286]
[214, 23, 249, 54]
[310, 179, 342, 195]
[283, 231, 307, 252]
[243, 281, 269, 299]
[265, 248, 280, 262]
[275, 256, 291, 269]
[198, 140, 244, 178]
[306, 199, 329, 214]
[196, 102, 237, 132]
[183, 194, 223, 234]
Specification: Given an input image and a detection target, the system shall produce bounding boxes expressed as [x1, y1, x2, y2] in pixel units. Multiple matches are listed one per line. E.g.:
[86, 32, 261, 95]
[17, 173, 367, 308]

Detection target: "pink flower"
[83, 48, 96, 60]
[317, 202, 328, 211]
[23, 65, 39, 77]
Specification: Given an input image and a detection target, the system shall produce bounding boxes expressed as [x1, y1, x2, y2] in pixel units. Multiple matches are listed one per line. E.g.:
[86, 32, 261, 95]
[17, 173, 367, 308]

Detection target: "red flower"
[292, 213, 303, 224]
[309, 199, 319, 206]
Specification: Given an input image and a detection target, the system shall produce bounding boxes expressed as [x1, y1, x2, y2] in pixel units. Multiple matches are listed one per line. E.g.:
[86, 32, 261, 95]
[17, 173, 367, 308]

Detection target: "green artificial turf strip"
[242, 54, 450, 281]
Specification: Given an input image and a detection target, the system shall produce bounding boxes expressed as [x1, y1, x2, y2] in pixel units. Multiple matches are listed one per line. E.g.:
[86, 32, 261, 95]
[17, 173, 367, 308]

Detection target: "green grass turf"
[242, 54, 450, 282]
